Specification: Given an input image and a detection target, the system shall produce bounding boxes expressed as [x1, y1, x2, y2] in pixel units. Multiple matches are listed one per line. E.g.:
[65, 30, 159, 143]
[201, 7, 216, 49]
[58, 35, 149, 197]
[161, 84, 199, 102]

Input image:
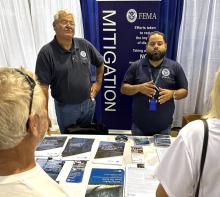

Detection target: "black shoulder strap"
[195, 119, 209, 197]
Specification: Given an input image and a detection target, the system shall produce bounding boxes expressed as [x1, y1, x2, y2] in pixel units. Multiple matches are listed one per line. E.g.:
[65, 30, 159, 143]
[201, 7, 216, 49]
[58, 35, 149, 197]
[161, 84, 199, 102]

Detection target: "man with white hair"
[0, 67, 68, 196]
[36, 10, 104, 133]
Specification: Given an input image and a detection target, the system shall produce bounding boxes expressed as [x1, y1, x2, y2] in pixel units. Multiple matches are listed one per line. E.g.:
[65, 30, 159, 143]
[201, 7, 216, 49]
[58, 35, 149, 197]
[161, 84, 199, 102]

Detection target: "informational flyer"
[85, 168, 124, 197]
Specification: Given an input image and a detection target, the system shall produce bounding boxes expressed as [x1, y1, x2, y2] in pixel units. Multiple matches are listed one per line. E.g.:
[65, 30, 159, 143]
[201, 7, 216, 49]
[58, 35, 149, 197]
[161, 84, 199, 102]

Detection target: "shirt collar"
[143, 56, 166, 68]
[52, 36, 79, 53]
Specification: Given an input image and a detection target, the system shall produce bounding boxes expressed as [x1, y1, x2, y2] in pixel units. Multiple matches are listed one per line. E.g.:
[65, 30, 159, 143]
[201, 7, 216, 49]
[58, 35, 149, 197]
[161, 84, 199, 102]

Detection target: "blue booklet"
[85, 168, 124, 197]
[66, 160, 87, 183]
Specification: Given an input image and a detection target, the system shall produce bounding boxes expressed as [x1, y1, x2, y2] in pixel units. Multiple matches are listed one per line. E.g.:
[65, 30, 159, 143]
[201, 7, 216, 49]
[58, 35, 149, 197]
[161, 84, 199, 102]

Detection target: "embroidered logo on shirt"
[162, 68, 170, 77]
[80, 51, 86, 58]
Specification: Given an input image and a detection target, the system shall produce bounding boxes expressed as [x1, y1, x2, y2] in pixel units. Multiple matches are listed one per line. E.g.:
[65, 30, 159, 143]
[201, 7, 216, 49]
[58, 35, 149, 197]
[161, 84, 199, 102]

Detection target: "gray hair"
[0, 67, 45, 150]
[53, 9, 74, 23]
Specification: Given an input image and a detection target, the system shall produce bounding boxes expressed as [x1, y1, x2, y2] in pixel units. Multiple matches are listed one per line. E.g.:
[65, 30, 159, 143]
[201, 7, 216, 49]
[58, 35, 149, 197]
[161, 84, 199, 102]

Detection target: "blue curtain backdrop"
[80, 0, 103, 123]
[80, 0, 100, 49]
[159, 0, 184, 60]
[80, 0, 184, 124]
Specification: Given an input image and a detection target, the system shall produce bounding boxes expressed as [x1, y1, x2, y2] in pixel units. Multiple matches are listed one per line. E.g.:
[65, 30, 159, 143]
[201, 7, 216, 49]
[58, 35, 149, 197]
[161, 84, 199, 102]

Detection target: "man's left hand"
[158, 88, 174, 104]
[91, 82, 102, 98]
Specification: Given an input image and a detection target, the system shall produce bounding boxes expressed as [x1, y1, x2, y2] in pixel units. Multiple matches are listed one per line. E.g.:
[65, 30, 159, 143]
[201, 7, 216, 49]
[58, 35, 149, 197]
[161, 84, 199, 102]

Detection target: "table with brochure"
[35, 134, 172, 197]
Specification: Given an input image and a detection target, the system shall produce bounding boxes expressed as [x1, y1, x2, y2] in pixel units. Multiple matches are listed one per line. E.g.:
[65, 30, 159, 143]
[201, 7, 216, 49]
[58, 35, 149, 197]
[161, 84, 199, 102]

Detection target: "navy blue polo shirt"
[35, 37, 104, 104]
[122, 57, 188, 135]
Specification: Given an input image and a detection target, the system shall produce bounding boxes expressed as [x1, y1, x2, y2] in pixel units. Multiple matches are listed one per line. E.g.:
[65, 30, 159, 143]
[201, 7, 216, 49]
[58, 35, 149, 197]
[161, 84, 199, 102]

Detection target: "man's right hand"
[139, 81, 156, 97]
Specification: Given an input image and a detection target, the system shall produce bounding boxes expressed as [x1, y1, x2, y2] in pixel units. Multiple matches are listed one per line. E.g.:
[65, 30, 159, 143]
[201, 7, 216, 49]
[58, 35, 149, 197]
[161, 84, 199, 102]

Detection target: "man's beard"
[146, 50, 166, 61]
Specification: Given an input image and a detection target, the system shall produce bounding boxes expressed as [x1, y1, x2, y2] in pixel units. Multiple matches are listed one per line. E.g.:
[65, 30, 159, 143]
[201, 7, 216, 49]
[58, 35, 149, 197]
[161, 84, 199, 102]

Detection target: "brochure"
[133, 136, 150, 146]
[153, 134, 171, 146]
[131, 146, 145, 163]
[35, 136, 67, 157]
[156, 147, 169, 162]
[124, 164, 159, 197]
[61, 137, 95, 160]
[93, 141, 125, 165]
[36, 158, 65, 181]
[66, 160, 87, 183]
[145, 146, 160, 166]
[85, 168, 124, 197]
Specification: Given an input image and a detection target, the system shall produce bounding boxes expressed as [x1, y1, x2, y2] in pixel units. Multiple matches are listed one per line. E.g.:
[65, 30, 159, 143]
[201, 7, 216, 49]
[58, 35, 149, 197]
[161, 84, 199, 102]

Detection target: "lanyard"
[148, 66, 162, 86]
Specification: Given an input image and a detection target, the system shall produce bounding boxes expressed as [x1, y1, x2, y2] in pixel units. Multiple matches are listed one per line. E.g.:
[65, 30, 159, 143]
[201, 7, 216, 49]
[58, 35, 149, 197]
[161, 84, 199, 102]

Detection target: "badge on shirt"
[162, 68, 170, 77]
[149, 98, 157, 111]
[80, 51, 86, 58]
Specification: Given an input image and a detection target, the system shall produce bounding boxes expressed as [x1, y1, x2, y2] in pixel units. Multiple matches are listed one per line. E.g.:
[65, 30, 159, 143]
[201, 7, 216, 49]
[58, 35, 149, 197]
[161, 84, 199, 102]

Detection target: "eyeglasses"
[15, 69, 36, 115]
[60, 20, 75, 27]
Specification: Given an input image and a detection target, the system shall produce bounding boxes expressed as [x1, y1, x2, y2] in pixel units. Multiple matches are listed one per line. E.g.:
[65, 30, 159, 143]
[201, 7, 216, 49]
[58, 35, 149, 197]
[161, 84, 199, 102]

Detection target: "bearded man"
[121, 31, 188, 136]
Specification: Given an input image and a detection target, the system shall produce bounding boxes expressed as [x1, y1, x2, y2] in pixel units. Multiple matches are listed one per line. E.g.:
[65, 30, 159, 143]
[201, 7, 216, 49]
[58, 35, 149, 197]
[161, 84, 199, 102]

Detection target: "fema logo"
[162, 68, 170, 77]
[126, 9, 137, 23]
[80, 51, 86, 58]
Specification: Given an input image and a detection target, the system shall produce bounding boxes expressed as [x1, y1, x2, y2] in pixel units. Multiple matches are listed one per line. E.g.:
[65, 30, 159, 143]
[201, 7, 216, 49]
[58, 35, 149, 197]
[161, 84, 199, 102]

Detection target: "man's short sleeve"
[175, 63, 188, 89]
[35, 48, 52, 85]
[122, 63, 137, 85]
[86, 40, 104, 67]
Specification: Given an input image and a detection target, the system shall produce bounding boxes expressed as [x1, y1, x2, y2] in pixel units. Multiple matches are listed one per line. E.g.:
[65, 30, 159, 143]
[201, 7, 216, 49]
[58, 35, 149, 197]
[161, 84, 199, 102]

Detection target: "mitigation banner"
[98, 0, 161, 130]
